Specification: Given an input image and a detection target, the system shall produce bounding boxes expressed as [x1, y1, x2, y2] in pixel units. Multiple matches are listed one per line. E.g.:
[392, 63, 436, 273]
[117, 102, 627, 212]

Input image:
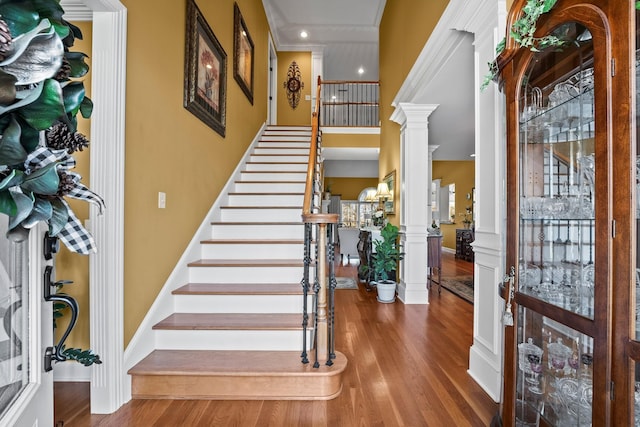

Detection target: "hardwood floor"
[54, 252, 495, 426]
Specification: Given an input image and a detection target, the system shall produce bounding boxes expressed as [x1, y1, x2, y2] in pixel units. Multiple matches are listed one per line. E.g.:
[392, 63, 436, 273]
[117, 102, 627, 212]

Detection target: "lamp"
[375, 182, 391, 202]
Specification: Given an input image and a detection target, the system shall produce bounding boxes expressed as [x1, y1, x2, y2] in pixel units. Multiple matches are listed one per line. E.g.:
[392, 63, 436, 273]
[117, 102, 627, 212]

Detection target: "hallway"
[55, 253, 496, 426]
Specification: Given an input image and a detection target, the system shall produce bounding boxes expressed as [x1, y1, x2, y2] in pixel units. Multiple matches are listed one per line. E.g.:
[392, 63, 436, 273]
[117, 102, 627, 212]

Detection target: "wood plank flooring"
[54, 252, 497, 426]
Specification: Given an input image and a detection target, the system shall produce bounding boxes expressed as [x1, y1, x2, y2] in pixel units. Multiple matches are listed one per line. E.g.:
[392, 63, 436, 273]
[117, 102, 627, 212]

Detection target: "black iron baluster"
[327, 223, 336, 366]
[301, 222, 312, 364]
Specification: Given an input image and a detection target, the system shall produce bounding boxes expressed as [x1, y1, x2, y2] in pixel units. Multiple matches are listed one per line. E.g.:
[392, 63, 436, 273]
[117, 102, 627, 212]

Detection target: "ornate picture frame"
[233, 2, 254, 104]
[184, 0, 227, 136]
[383, 170, 396, 214]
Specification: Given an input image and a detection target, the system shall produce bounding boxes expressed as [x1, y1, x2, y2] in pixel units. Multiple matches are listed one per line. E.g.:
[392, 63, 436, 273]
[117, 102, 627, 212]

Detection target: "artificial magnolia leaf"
[62, 81, 85, 116]
[21, 196, 52, 228]
[0, 70, 17, 106]
[0, 169, 24, 190]
[0, 3, 40, 37]
[17, 117, 40, 152]
[65, 52, 89, 78]
[0, 190, 17, 216]
[17, 79, 65, 130]
[79, 96, 93, 119]
[20, 162, 59, 195]
[0, 117, 28, 167]
[1, 20, 64, 85]
[49, 197, 68, 237]
[7, 189, 34, 230]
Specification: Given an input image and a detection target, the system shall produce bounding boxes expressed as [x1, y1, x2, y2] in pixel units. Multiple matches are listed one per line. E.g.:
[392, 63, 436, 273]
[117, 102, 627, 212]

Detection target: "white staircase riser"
[174, 294, 311, 313]
[253, 148, 310, 155]
[154, 330, 311, 351]
[263, 128, 311, 135]
[240, 172, 307, 181]
[257, 141, 310, 148]
[200, 243, 304, 259]
[260, 135, 310, 141]
[211, 223, 305, 239]
[228, 194, 303, 206]
[244, 163, 307, 172]
[220, 208, 301, 222]
[234, 182, 305, 192]
[249, 155, 308, 163]
[189, 266, 312, 283]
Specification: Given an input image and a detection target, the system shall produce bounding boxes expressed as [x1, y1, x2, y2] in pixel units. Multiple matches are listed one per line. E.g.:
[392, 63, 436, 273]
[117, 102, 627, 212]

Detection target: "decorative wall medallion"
[283, 61, 304, 109]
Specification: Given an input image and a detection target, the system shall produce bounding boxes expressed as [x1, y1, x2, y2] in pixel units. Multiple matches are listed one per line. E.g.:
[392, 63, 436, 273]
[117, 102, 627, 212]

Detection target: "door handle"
[43, 265, 78, 371]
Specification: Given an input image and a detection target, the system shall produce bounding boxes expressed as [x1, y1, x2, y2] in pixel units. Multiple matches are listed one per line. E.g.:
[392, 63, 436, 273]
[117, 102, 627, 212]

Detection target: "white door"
[0, 218, 53, 426]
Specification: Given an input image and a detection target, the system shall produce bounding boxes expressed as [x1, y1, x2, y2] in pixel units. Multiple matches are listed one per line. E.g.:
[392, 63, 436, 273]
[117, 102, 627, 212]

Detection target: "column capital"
[390, 103, 438, 127]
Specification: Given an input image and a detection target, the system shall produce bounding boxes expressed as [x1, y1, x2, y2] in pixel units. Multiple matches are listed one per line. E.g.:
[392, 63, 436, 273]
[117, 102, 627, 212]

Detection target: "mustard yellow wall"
[321, 133, 379, 148]
[325, 178, 378, 200]
[119, 0, 269, 346]
[54, 21, 92, 348]
[277, 52, 312, 125]
[378, 0, 449, 224]
[432, 161, 475, 250]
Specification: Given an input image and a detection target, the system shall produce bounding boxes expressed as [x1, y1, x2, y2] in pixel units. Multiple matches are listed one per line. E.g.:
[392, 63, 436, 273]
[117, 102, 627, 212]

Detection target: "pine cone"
[55, 56, 72, 81]
[0, 18, 13, 62]
[57, 171, 76, 195]
[46, 122, 90, 153]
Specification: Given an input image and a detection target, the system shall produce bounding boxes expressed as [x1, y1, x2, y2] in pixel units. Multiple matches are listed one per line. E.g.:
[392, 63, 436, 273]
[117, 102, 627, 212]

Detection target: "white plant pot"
[375, 280, 396, 303]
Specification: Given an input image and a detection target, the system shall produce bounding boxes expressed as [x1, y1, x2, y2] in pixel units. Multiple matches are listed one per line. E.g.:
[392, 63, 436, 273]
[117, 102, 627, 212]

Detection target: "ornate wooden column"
[390, 103, 438, 304]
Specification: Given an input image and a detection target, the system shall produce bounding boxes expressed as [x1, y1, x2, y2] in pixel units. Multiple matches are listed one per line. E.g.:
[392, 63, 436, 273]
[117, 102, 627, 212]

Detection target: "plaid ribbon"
[23, 147, 105, 254]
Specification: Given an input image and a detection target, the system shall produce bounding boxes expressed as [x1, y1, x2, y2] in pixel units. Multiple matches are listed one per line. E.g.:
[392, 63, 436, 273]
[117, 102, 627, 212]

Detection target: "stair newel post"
[314, 222, 329, 367]
[327, 222, 336, 365]
[300, 222, 313, 364]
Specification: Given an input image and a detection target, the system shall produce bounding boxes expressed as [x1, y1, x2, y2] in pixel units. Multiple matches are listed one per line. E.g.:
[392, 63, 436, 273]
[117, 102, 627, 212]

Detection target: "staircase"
[128, 125, 347, 400]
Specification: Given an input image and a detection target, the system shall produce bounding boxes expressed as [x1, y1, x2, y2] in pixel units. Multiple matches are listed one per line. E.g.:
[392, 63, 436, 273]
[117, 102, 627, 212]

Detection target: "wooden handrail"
[302, 76, 339, 223]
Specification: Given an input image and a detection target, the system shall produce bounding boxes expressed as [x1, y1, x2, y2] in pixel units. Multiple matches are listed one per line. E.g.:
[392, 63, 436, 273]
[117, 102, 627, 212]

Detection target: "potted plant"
[368, 223, 404, 303]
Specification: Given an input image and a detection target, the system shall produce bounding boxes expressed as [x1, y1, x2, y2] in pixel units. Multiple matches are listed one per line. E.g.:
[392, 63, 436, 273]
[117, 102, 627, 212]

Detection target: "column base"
[397, 280, 429, 304]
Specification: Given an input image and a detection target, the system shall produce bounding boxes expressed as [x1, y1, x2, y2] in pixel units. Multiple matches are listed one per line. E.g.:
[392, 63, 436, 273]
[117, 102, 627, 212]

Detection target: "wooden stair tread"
[200, 239, 304, 244]
[128, 350, 346, 376]
[220, 205, 302, 209]
[153, 313, 305, 330]
[210, 221, 303, 225]
[188, 259, 305, 267]
[173, 283, 303, 295]
[228, 192, 304, 195]
[234, 180, 305, 183]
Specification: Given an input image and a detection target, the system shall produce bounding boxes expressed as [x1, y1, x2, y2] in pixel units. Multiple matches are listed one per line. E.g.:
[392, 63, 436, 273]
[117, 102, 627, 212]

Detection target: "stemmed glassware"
[527, 353, 544, 394]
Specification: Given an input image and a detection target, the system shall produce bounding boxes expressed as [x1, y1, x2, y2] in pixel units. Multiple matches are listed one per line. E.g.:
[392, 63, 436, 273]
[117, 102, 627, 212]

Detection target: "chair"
[337, 227, 360, 265]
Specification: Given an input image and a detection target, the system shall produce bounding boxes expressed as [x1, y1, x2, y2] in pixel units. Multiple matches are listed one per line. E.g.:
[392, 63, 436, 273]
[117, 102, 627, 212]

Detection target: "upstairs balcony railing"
[320, 80, 380, 127]
[301, 77, 339, 368]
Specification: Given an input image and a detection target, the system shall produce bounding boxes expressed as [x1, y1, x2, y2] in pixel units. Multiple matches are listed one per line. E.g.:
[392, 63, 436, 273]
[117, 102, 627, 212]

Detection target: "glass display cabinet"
[497, 1, 636, 425]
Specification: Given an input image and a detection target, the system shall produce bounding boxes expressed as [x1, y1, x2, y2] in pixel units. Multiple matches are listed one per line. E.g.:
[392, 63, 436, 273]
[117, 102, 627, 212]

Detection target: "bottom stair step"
[129, 349, 347, 400]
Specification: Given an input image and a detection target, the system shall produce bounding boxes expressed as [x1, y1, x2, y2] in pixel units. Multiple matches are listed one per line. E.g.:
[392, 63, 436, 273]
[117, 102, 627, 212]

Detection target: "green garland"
[481, 0, 560, 90]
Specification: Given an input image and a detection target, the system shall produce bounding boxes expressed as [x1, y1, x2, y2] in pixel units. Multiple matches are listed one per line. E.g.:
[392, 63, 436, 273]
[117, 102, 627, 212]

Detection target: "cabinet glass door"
[515, 21, 598, 426]
[518, 22, 596, 318]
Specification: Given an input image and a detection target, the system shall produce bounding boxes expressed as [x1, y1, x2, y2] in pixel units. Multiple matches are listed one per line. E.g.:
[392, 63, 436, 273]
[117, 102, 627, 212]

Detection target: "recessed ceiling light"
[300, 30, 308, 39]
[358, 67, 364, 75]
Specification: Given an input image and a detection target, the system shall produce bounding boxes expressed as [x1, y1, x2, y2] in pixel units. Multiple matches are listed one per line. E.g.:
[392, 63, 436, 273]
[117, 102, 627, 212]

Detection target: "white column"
[455, 0, 507, 402]
[427, 145, 439, 227]
[88, 2, 128, 413]
[391, 103, 438, 304]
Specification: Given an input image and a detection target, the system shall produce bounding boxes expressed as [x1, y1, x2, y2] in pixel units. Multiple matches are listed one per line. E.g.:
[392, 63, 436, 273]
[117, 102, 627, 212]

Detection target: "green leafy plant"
[481, 0, 562, 91]
[0, 0, 103, 254]
[365, 223, 404, 282]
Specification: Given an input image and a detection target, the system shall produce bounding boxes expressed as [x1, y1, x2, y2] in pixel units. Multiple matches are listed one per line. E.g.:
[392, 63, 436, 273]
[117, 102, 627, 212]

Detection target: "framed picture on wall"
[233, 2, 254, 104]
[184, 0, 227, 136]
[383, 170, 395, 214]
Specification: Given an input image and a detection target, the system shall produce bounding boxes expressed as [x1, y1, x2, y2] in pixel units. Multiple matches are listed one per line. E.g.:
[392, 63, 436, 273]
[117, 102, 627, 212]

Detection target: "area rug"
[335, 277, 358, 290]
[440, 275, 473, 303]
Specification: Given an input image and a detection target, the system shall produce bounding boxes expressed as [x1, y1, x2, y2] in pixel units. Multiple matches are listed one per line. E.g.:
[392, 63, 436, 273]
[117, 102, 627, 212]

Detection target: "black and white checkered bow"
[24, 147, 105, 254]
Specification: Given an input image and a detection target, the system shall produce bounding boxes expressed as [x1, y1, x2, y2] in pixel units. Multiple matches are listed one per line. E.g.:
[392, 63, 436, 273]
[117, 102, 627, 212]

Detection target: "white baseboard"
[53, 361, 92, 382]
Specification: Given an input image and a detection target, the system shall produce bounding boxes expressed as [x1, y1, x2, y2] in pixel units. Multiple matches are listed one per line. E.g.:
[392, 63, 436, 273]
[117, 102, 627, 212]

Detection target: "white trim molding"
[85, 0, 127, 414]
